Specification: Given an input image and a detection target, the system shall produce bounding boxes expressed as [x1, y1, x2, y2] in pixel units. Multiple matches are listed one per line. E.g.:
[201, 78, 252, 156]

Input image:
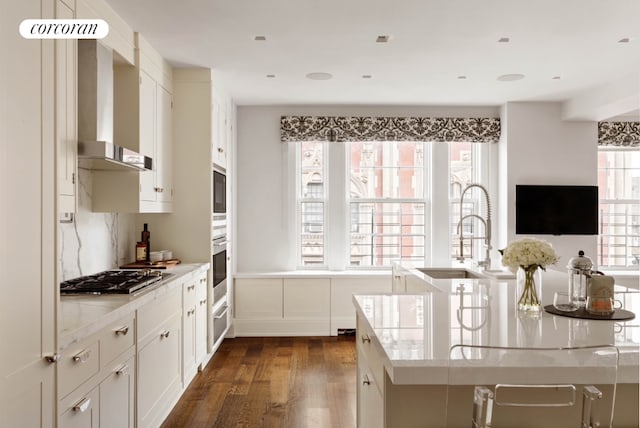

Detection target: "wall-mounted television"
[515, 185, 599, 235]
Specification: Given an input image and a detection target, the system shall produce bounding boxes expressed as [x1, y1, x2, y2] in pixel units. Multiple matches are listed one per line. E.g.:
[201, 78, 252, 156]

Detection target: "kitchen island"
[353, 264, 639, 428]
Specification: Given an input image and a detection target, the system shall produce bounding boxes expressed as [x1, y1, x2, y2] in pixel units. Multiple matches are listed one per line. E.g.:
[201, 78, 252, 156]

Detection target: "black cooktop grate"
[60, 270, 167, 294]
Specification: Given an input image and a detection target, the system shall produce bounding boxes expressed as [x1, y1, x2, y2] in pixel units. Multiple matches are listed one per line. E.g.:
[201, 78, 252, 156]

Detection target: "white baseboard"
[233, 318, 331, 336]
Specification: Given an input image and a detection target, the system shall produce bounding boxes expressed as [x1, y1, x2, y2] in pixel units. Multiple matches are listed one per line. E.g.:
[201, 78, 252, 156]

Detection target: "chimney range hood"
[77, 40, 152, 172]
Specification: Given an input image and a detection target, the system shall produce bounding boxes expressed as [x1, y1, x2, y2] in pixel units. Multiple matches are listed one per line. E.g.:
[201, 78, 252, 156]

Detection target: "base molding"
[233, 319, 331, 336]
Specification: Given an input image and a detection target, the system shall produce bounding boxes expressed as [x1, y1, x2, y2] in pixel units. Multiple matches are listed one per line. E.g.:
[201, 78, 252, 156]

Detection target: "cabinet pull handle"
[44, 354, 60, 363]
[72, 349, 91, 363]
[72, 397, 91, 413]
[115, 326, 129, 336]
[160, 330, 170, 339]
[218, 148, 224, 153]
[187, 284, 195, 291]
[116, 364, 129, 376]
[362, 374, 371, 386]
[214, 306, 229, 319]
[199, 299, 207, 306]
[187, 309, 195, 316]
[361, 334, 371, 344]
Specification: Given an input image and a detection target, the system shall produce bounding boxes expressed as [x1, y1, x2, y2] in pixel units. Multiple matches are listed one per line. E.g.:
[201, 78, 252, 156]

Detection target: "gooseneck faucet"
[456, 183, 492, 269]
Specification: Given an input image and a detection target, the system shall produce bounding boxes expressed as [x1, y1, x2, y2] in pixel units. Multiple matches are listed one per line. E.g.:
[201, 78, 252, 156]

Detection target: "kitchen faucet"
[456, 183, 492, 269]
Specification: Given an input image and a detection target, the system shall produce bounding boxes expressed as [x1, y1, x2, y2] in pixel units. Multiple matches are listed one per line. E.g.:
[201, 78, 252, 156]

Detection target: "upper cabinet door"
[139, 70, 157, 203]
[156, 85, 172, 203]
[56, 0, 77, 214]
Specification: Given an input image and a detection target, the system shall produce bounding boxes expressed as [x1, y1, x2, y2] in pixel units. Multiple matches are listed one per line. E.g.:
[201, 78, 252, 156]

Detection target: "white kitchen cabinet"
[93, 33, 173, 213]
[59, 385, 100, 428]
[0, 2, 57, 427]
[211, 87, 231, 169]
[99, 356, 135, 428]
[195, 272, 209, 367]
[57, 314, 136, 428]
[137, 288, 182, 428]
[56, 0, 77, 214]
[235, 278, 283, 319]
[182, 274, 198, 385]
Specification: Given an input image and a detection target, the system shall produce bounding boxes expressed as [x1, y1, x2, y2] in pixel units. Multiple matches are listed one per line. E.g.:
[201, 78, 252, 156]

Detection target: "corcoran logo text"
[20, 19, 109, 39]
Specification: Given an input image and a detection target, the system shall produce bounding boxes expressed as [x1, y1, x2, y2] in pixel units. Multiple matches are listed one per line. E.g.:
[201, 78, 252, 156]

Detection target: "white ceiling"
[104, 0, 640, 108]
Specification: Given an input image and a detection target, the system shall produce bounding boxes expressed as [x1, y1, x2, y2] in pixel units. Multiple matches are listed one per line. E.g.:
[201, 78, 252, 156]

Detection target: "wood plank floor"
[161, 336, 357, 428]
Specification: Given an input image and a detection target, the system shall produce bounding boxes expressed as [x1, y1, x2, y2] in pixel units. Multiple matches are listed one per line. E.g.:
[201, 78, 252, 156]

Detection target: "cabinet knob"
[116, 364, 129, 376]
[160, 330, 170, 339]
[72, 397, 91, 413]
[72, 349, 91, 364]
[115, 326, 129, 336]
[361, 334, 371, 344]
[44, 354, 60, 364]
[362, 374, 371, 386]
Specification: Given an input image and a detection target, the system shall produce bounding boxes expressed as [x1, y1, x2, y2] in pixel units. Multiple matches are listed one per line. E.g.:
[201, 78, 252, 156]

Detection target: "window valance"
[280, 116, 500, 143]
[598, 121, 640, 147]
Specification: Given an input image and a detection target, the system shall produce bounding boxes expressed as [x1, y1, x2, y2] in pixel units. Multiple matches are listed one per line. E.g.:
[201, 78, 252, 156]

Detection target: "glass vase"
[517, 265, 542, 312]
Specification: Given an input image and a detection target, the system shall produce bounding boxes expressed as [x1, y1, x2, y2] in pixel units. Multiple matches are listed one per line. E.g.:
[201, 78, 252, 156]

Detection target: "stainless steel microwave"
[213, 169, 226, 214]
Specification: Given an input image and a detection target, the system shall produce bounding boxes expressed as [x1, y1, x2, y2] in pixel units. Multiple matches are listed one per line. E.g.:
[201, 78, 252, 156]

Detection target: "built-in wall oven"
[212, 165, 229, 346]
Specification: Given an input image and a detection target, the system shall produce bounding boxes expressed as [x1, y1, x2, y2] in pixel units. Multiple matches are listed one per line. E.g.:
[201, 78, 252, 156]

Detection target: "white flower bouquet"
[499, 237, 559, 272]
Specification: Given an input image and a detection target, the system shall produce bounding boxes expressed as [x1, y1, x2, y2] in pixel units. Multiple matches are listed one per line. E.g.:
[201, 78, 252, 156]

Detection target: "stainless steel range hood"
[78, 141, 152, 171]
[77, 40, 152, 172]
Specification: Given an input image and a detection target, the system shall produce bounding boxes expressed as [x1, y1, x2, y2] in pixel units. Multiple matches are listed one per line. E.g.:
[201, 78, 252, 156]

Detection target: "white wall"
[499, 102, 598, 271]
[236, 105, 500, 273]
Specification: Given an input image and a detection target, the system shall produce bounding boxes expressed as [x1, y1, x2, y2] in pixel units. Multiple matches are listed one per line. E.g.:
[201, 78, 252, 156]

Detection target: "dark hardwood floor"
[161, 336, 357, 428]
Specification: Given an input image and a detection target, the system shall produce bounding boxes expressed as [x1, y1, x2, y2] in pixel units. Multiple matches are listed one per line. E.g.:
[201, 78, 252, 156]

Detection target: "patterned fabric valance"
[280, 116, 501, 143]
[598, 121, 640, 147]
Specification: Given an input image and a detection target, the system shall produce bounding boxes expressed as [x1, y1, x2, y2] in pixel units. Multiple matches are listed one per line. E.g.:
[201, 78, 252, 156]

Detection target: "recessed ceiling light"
[497, 73, 525, 82]
[266, 74, 276, 78]
[254, 35, 267, 41]
[552, 76, 561, 80]
[362, 75, 373, 79]
[618, 37, 631, 43]
[376, 35, 390, 43]
[306, 72, 333, 80]
[457, 75, 467, 80]
[498, 37, 510, 43]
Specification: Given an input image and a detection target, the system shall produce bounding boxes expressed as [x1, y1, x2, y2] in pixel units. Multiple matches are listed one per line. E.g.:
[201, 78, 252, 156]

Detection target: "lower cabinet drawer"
[213, 302, 229, 345]
[100, 317, 135, 368]
[59, 384, 99, 428]
[59, 340, 100, 399]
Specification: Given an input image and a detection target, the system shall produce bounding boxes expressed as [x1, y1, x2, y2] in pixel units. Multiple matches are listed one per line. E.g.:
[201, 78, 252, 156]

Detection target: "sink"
[417, 268, 486, 279]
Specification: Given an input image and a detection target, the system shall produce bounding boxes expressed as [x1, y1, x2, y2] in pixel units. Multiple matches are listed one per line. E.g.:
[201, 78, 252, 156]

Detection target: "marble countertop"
[353, 267, 640, 385]
[59, 263, 209, 351]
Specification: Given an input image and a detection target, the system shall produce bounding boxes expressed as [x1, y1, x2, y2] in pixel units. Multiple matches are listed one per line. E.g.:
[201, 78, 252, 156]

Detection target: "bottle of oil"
[141, 223, 151, 262]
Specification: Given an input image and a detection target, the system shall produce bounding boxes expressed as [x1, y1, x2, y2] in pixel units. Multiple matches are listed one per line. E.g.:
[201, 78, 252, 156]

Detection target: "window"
[597, 148, 640, 268]
[299, 141, 326, 266]
[348, 141, 426, 267]
[449, 142, 477, 260]
[295, 140, 488, 269]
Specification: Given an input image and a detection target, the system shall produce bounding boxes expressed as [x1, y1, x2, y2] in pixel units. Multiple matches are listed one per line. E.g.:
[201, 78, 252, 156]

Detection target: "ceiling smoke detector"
[497, 73, 525, 82]
[306, 72, 333, 80]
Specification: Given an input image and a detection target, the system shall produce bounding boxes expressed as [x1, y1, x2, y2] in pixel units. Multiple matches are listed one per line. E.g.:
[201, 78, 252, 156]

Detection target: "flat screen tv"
[515, 185, 599, 235]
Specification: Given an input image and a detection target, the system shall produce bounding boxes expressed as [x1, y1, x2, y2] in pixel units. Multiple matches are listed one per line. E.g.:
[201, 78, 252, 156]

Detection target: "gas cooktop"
[60, 269, 170, 295]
